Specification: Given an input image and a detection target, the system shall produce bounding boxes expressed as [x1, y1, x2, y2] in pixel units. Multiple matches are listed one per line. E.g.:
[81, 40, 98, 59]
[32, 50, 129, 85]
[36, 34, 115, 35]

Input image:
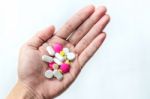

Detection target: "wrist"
[7, 80, 43, 99]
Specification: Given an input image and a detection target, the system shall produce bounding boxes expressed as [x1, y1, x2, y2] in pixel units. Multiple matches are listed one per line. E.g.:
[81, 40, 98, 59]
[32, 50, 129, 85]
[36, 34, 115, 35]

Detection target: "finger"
[55, 5, 95, 39]
[75, 14, 110, 54]
[78, 33, 106, 67]
[27, 25, 55, 48]
[69, 6, 107, 45]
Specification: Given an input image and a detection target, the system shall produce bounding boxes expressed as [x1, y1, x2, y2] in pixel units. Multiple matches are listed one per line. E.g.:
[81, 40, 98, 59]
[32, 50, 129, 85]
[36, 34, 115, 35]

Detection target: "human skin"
[7, 5, 110, 99]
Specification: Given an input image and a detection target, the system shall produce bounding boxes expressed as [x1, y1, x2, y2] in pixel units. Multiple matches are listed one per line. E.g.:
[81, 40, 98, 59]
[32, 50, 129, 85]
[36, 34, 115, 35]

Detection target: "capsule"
[42, 55, 53, 63]
[46, 46, 55, 56]
[53, 70, 63, 80]
[53, 58, 62, 65]
[55, 53, 65, 62]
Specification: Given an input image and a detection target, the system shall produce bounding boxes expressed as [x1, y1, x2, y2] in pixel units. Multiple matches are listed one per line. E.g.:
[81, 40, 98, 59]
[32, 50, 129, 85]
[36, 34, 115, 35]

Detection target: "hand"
[16, 5, 110, 99]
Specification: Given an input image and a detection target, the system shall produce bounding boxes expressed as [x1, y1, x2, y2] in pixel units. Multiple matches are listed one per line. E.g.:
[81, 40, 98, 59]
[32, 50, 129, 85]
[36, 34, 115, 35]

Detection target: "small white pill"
[46, 46, 55, 56]
[53, 70, 63, 80]
[53, 58, 62, 65]
[63, 48, 70, 54]
[55, 53, 65, 62]
[44, 70, 53, 79]
[67, 52, 75, 61]
[42, 55, 53, 63]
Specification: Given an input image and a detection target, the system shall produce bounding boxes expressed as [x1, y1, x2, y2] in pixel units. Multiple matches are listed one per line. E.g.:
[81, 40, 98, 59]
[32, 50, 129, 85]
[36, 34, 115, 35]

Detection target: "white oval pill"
[63, 48, 70, 54]
[42, 55, 53, 63]
[53, 58, 62, 65]
[67, 52, 75, 61]
[44, 70, 53, 79]
[55, 53, 65, 62]
[46, 46, 55, 56]
[53, 70, 63, 80]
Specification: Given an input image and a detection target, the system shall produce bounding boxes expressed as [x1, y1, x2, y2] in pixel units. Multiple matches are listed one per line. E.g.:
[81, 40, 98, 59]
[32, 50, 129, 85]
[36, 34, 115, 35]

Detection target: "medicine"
[42, 55, 53, 63]
[65, 60, 71, 65]
[53, 58, 62, 65]
[44, 70, 53, 79]
[63, 48, 69, 54]
[60, 63, 70, 73]
[43, 43, 77, 81]
[49, 62, 55, 70]
[46, 46, 55, 56]
[67, 52, 75, 61]
[60, 51, 65, 56]
[55, 53, 65, 62]
[53, 70, 63, 80]
[53, 64, 59, 69]
[53, 43, 63, 53]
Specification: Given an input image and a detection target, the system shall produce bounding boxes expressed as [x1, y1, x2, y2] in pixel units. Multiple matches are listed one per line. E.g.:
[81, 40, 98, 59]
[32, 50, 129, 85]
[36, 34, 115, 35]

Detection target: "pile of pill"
[42, 43, 75, 80]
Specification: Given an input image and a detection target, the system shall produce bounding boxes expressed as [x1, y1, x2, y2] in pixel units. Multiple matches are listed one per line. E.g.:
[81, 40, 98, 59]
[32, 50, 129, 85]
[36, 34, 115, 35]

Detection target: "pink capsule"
[60, 63, 70, 73]
[53, 43, 63, 53]
[49, 62, 55, 70]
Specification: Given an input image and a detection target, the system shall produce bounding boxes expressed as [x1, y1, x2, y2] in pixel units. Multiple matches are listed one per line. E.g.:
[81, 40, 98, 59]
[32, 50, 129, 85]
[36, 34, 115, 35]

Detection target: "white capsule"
[44, 70, 53, 79]
[63, 48, 70, 54]
[67, 52, 75, 61]
[42, 55, 53, 63]
[53, 58, 62, 65]
[53, 70, 63, 80]
[55, 53, 65, 62]
[46, 46, 55, 56]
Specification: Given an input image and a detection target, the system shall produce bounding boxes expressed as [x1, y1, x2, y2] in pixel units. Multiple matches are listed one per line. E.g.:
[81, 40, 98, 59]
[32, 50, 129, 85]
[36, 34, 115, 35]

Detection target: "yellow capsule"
[65, 60, 71, 65]
[60, 51, 65, 56]
[53, 64, 59, 69]
[64, 55, 67, 60]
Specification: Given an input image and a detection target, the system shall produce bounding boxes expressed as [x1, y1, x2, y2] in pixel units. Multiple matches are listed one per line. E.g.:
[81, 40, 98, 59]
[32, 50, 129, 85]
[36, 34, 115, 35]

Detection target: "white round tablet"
[44, 70, 53, 79]
[63, 48, 70, 54]
[67, 52, 75, 61]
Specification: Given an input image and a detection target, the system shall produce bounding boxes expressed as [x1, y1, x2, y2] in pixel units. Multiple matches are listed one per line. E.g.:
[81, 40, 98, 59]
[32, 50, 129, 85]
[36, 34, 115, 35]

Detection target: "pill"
[53, 58, 62, 65]
[44, 70, 53, 79]
[53, 43, 63, 53]
[42, 55, 53, 63]
[55, 53, 65, 62]
[58, 69, 63, 74]
[60, 51, 65, 56]
[63, 48, 69, 54]
[46, 46, 55, 56]
[53, 64, 59, 70]
[60, 63, 70, 73]
[65, 60, 71, 65]
[63, 55, 67, 60]
[67, 52, 75, 61]
[49, 62, 55, 70]
[53, 70, 63, 80]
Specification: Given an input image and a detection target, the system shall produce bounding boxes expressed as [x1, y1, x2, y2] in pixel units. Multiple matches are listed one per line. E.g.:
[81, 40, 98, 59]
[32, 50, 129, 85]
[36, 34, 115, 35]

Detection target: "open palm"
[18, 5, 110, 99]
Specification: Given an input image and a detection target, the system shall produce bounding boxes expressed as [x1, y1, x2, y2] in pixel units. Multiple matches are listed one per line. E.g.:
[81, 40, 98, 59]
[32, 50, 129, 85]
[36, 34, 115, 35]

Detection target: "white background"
[0, 0, 150, 99]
